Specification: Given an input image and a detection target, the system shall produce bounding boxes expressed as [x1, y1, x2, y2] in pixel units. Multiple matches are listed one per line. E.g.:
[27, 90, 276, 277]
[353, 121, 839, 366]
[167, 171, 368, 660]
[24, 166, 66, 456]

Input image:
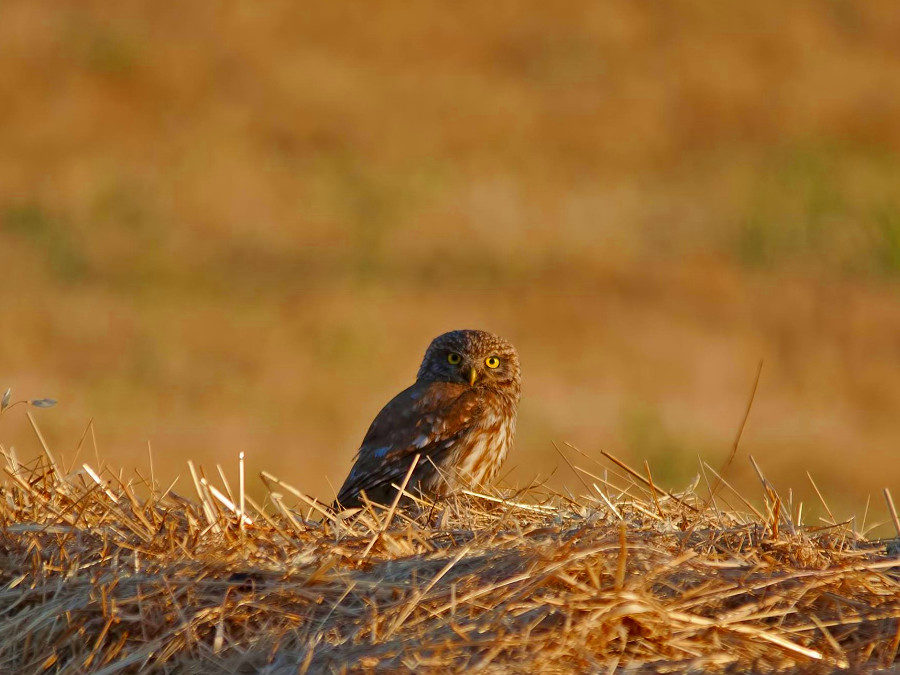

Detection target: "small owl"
[335, 329, 521, 509]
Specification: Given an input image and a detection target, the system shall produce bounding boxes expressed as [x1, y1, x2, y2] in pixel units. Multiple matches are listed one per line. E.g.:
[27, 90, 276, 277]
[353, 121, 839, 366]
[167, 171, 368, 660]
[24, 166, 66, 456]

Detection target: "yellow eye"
[447, 352, 462, 365]
[485, 356, 500, 368]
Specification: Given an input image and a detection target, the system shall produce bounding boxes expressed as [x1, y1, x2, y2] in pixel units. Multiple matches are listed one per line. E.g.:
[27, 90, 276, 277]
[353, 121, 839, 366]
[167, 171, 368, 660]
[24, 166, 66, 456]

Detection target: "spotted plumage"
[335, 329, 521, 509]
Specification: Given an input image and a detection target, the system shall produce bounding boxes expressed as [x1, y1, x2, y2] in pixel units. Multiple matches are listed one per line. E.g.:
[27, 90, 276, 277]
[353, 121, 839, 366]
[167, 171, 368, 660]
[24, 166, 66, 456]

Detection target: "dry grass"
[1, 413, 898, 674]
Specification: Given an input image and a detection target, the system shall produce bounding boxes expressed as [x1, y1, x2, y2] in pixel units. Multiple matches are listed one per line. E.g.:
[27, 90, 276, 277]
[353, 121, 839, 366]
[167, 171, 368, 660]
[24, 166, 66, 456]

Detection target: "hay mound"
[0, 442, 898, 674]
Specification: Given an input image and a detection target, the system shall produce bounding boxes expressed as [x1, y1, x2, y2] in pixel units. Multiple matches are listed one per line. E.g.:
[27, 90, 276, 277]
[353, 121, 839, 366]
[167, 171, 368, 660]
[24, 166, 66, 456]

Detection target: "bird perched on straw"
[334, 329, 521, 510]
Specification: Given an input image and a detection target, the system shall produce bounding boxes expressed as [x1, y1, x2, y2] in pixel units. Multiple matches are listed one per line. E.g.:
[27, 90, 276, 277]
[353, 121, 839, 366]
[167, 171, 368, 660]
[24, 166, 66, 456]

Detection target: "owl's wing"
[335, 381, 481, 508]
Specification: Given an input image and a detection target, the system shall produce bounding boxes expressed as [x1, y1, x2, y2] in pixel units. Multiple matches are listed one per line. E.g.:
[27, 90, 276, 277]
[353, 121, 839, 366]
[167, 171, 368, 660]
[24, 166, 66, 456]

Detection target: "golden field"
[2, 1, 900, 533]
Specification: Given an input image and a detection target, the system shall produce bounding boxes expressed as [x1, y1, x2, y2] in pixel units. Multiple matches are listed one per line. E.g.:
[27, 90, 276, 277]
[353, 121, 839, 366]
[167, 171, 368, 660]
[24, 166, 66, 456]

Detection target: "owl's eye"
[485, 356, 500, 368]
[447, 352, 462, 365]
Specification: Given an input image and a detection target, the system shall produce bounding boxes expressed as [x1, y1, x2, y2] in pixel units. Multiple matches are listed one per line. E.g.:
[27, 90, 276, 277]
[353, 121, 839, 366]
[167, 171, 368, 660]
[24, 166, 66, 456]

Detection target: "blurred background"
[2, 1, 899, 531]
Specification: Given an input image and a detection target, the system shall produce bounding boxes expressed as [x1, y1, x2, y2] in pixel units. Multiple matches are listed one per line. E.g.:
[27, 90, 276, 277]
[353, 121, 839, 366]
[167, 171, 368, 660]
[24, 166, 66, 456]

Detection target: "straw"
[0, 440, 896, 673]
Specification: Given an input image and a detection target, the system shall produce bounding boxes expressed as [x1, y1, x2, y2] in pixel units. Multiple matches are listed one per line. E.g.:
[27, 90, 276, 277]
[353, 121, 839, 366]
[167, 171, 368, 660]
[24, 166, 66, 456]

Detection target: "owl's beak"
[467, 366, 478, 386]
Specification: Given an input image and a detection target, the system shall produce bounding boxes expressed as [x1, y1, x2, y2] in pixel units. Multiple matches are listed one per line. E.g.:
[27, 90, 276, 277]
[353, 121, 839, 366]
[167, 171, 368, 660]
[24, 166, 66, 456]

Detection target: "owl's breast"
[454, 395, 517, 486]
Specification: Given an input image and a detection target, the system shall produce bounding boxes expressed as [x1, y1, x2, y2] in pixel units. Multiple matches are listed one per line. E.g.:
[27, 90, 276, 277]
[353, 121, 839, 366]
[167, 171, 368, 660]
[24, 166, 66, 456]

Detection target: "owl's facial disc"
[417, 330, 520, 398]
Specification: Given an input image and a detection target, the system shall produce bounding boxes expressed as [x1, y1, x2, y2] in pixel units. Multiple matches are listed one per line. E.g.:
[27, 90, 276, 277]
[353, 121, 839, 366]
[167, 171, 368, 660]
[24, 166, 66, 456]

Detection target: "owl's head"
[417, 329, 520, 398]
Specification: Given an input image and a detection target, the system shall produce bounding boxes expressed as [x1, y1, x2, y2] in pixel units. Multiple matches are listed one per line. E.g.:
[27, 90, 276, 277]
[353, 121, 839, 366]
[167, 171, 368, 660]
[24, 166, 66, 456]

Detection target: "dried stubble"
[0, 437, 897, 674]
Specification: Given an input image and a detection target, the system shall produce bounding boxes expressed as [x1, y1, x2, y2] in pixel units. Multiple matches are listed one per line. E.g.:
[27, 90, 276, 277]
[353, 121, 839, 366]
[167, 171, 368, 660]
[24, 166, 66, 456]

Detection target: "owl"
[334, 329, 521, 510]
